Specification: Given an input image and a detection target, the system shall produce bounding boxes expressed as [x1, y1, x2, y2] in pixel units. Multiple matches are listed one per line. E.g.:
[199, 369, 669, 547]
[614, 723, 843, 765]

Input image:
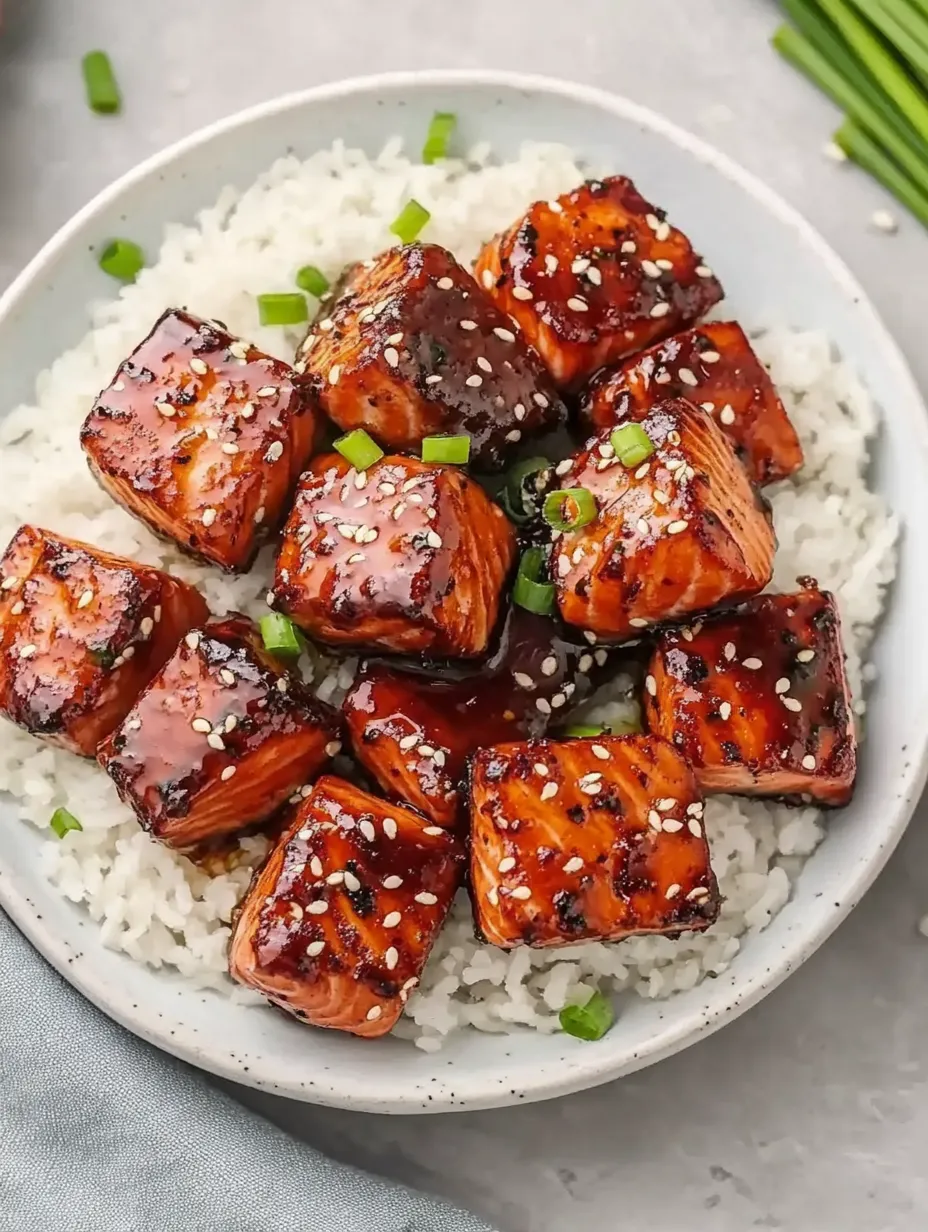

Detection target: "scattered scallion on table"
[559, 991, 615, 1041]
[333, 428, 384, 471]
[422, 111, 457, 163]
[421, 434, 471, 465]
[512, 546, 555, 615]
[82, 50, 121, 114]
[772, 0, 928, 229]
[296, 265, 330, 297]
[610, 422, 655, 469]
[390, 199, 431, 244]
[98, 238, 145, 282]
[50, 807, 83, 840]
[257, 293, 308, 327]
[259, 613, 305, 658]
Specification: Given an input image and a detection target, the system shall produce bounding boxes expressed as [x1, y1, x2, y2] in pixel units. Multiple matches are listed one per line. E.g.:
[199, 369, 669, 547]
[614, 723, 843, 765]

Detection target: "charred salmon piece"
[97, 614, 341, 850]
[581, 321, 803, 486]
[0, 525, 208, 757]
[80, 309, 319, 572]
[342, 604, 617, 828]
[273, 452, 517, 657]
[228, 774, 463, 1037]
[474, 176, 724, 390]
[553, 397, 775, 641]
[296, 244, 564, 470]
[469, 735, 719, 949]
[644, 584, 856, 806]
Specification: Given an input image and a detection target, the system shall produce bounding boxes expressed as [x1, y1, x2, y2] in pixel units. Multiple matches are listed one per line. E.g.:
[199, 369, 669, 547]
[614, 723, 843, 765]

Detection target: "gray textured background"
[2, 2, 928, 1229]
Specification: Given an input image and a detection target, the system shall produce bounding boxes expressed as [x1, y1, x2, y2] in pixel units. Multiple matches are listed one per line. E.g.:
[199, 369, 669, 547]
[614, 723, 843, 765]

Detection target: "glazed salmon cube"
[554, 398, 775, 640]
[469, 735, 719, 949]
[297, 244, 564, 469]
[580, 321, 803, 486]
[342, 604, 616, 828]
[644, 585, 856, 805]
[474, 176, 723, 389]
[228, 775, 463, 1037]
[273, 453, 517, 656]
[80, 309, 319, 572]
[0, 525, 208, 756]
[97, 615, 341, 849]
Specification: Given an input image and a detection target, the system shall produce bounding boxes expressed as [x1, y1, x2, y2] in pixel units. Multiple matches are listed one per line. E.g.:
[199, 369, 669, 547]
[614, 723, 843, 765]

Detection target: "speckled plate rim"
[1, 69, 927, 1114]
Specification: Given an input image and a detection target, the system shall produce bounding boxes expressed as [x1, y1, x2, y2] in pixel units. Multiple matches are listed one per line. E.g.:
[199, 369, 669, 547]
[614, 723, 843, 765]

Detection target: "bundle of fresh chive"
[773, 0, 928, 227]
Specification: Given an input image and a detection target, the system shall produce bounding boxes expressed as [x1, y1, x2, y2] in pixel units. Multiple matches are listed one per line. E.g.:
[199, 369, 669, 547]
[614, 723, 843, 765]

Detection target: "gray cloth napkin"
[0, 910, 494, 1232]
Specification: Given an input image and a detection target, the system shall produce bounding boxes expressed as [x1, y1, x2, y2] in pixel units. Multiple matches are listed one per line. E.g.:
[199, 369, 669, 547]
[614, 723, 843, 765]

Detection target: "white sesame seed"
[587, 267, 603, 286]
[641, 259, 661, 278]
[590, 744, 610, 761]
[505, 429, 521, 443]
[459, 319, 478, 332]
[723, 642, 736, 662]
[540, 782, 559, 801]
[74, 588, 95, 610]
[359, 819, 376, 842]
[426, 530, 443, 549]
[743, 657, 763, 671]
[382, 346, 401, 369]
[512, 286, 534, 301]
[304, 899, 327, 917]
[222, 765, 238, 783]
[418, 744, 436, 758]
[802, 754, 817, 770]
[481, 269, 495, 289]
[184, 632, 201, 653]
[326, 872, 344, 886]
[18, 643, 37, 659]
[536, 698, 552, 715]
[156, 401, 175, 418]
[324, 740, 342, 758]
[465, 373, 483, 387]
[871, 208, 898, 233]
[276, 677, 288, 694]
[578, 654, 593, 673]
[661, 819, 683, 833]
[224, 714, 238, 734]
[563, 857, 584, 874]
[476, 356, 493, 373]
[629, 617, 649, 629]
[437, 276, 454, 290]
[540, 655, 558, 677]
[648, 810, 662, 831]
[384, 946, 399, 971]
[10, 601, 23, 615]
[695, 265, 714, 278]
[415, 892, 438, 906]
[567, 296, 589, 312]
[423, 826, 444, 836]
[667, 520, 688, 535]
[493, 326, 516, 342]
[678, 367, 699, 387]
[498, 856, 517, 873]
[665, 883, 681, 900]
[797, 649, 816, 663]
[191, 717, 212, 734]
[550, 693, 566, 709]
[308, 856, 324, 879]
[510, 886, 531, 900]
[364, 1005, 383, 1024]
[343, 870, 362, 893]
[649, 302, 671, 318]
[207, 733, 225, 751]
[306, 940, 326, 958]
[579, 780, 601, 795]
[783, 696, 803, 713]
[688, 818, 705, 839]
[383, 876, 404, 891]
[201, 507, 217, 528]
[775, 677, 791, 694]
[533, 763, 549, 777]
[719, 701, 732, 721]
[512, 672, 535, 690]
[240, 401, 255, 419]
[383, 818, 397, 840]
[621, 240, 637, 253]
[265, 441, 284, 464]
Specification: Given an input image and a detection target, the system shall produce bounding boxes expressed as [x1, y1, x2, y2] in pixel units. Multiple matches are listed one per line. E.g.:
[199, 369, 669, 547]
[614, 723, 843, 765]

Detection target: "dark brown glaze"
[553, 398, 776, 641]
[0, 525, 208, 757]
[580, 321, 803, 486]
[80, 309, 320, 572]
[228, 774, 463, 1037]
[296, 244, 564, 470]
[97, 614, 341, 849]
[469, 735, 719, 949]
[644, 585, 856, 806]
[474, 177, 724, 390]
[342, 604, 616, 828]
[273, 452, 517, 656]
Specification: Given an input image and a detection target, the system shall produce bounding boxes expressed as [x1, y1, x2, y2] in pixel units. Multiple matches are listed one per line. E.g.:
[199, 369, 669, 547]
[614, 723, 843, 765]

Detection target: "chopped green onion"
[98, 239, 145, 283]
[421, 434, 471, 465]
[422, 111, 457, 163]
[610, 423, 655, 468]
[564, 717, 641, 738]
[295, 265, 330, 297]
[390, 199, 431, 244]
[502, 456, 551, 524]
[82, 50, 121, 114]
[257, 293, 308, 327]
[50, 807, 83, 840]
[259, 613, 304, 657]
[513, 547, 555, 615]
[559, 991, 615, 1041]
[334, 429, 384, 471]
[543, 488, 598, 533]
[836, 119, 928, 227]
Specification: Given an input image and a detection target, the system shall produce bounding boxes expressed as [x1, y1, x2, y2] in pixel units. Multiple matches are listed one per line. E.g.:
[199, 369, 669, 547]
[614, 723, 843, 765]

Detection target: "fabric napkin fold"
[0, 909, 494, 1232]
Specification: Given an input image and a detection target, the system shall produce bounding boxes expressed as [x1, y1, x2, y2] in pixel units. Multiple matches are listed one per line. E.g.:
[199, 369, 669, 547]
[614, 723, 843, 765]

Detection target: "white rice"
[0, 140, 898, 1048]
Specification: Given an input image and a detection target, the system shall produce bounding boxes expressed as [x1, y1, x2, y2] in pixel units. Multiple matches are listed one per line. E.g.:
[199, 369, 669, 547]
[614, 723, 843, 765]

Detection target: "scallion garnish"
[98, 239, 145, 282]
[610, 423, 655, 469]
[390, 199, 431, 244]
[542, 488, 598, 532]
[82, 50, 121, 114]
[564, 717, 641, 738]
[257, 293, 308, 327]
[501, 456, 551, 525]
[295, 265, 330, 297]
[422, 111, 457, 164]
[559, 991, 615, 1041]
[421, 434, 471, 465]
[333, 429, 384, 472]
[513, 546, 555, 616]
[50, 807, 83, 840]
[259, 613, 304, 658]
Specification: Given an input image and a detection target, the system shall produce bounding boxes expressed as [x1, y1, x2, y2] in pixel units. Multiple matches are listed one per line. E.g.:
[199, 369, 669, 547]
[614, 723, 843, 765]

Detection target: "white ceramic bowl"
[2, 71, 927, 1114]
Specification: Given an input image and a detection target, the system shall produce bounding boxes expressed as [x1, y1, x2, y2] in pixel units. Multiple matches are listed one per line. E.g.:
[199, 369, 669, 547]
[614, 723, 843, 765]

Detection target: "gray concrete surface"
[1, 1, 927, 1229]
